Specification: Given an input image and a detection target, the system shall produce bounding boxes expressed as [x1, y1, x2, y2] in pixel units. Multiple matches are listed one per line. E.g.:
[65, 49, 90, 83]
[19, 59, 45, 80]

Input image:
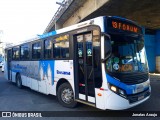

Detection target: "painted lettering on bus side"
[57, 70, 70, 75]
[13, 64, 27, 70]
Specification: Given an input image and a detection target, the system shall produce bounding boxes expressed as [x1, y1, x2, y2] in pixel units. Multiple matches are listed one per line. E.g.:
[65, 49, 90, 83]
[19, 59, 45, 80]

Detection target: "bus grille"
[120, 73, 149, 85]
[108, 72, 149, 85]
[127, 89, 150, 104]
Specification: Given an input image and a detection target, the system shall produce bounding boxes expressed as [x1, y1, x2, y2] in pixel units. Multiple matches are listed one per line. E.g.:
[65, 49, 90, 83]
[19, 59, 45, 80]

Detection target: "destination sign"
[107, 18, 142, 34]
[112, 21, 139, 33]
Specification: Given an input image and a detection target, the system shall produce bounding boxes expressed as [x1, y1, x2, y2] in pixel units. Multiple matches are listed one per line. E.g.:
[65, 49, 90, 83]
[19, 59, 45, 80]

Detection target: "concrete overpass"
[44, 0, 160, 73]
[44, 0, 160, 33]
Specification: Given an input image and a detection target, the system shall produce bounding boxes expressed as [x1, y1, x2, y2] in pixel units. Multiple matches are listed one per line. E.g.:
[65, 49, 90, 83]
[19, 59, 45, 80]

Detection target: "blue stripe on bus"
[106, 74, 149, 95]
[106, 74, 134, 94]
[50, 61, 55, 85]
[11, 69, 21, 73]
[112, 16, 127, 21]
[39, 31, 57, 39]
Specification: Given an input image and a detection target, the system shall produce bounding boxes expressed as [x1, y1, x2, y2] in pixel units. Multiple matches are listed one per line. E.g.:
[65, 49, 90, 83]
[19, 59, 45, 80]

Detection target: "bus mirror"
[102, 33, 112, 62]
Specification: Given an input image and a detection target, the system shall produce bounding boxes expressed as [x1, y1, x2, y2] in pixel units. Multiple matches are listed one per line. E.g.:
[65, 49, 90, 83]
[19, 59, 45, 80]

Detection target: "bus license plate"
[138, 95, 144, 101]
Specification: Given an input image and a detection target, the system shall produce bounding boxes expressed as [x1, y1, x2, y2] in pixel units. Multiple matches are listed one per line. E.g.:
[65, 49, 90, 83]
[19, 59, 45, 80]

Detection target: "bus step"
[75, 99, 95, 107]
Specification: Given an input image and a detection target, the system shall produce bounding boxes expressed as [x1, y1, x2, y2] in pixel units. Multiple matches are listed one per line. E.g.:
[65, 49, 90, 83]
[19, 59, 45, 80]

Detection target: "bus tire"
[57, 83, 77, 108]
[16, 73, 22, 89]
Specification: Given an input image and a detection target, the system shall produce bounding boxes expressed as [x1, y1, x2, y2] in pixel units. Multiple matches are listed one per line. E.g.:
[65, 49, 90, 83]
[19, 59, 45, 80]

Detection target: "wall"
[144, 34, 156, 72]
[156, 30, 160, 55]
[155, 30, 160, 72]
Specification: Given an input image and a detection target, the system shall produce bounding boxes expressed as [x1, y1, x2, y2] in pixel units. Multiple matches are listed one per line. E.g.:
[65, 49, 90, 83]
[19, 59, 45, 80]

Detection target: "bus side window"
[53, 42, 61, 58]
[12, 47, 19, 60]
[32, 42, 41, 59]
[61, 41, 69, 58]
[44, 39, 52, 59]
[53, 39, 69, 59]
[20, 43, 29, 60]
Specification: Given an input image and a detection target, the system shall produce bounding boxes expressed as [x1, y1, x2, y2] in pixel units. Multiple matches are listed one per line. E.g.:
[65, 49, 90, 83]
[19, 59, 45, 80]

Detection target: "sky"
[0, 0, 62, 44]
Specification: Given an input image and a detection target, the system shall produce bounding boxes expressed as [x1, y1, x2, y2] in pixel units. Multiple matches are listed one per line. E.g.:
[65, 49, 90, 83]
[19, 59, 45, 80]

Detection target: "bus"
[4, 16, 151, 110]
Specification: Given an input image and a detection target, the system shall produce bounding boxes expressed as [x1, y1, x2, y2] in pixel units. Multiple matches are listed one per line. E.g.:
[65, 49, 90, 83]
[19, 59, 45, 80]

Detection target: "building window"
[20, 43, 30, 60]
[53, 37, 69, 59]
[44, 39, 52, 59]
[12, 47, 19, 60]
[32, 42, 41, 59]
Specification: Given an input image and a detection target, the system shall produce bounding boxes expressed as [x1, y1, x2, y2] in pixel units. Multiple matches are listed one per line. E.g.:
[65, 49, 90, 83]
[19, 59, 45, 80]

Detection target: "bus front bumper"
[106, 87, 151, 110]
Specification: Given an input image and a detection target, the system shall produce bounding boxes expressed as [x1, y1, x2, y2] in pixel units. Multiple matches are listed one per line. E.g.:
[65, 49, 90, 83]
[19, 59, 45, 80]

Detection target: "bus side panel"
[39, 60, 55, 95]
[9, 60, 74, 96]
[54, 60, 74, 95]
[50, 77, 59, 95]
[21, 75, 27, 86]
[31, 78, 39, 91]
[37, 60, 74, 96]
[95, 36, 109, 109]
[27, 77, 31, 88]
[10, 61, 38, 88]
[4, 61, 8, 80]
[11, 72, 16, 83]
[11, 61, 16, 83]
[95, 62, 111, 110]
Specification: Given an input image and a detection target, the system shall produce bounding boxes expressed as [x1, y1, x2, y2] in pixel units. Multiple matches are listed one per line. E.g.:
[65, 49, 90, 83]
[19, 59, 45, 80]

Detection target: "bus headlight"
[108, 83, 126, 98]
[111, 86, 117, 92]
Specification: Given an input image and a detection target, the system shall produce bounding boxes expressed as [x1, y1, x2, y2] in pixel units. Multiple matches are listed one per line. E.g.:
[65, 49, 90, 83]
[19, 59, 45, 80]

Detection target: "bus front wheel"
[57, 83, 77, 108]
[16, 74, 22, 89]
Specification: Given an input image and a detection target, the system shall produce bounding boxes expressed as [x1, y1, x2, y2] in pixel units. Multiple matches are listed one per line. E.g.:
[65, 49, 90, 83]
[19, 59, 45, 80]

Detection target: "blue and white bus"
[4, 16, 151, 110]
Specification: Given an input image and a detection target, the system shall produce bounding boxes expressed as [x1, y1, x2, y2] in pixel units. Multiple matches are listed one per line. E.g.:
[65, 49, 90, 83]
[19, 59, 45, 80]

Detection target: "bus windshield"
[106, 34, 148, 73]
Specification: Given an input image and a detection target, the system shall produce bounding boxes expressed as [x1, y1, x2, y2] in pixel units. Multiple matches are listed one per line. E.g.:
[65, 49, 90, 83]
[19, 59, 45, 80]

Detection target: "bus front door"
[75, 32, 96, 104]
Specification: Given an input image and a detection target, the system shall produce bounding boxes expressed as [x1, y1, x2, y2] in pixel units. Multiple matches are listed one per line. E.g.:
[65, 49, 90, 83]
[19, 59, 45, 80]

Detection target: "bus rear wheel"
[16, 74, 22, 89]
[57, 83, 77, 108]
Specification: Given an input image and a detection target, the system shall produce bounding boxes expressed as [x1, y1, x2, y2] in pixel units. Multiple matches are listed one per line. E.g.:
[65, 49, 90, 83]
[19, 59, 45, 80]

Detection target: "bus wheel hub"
[61, 88, 73, 104]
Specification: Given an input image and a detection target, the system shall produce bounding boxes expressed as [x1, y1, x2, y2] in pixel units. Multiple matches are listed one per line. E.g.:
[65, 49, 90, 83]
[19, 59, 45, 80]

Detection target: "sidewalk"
[149, 73, 160, 81]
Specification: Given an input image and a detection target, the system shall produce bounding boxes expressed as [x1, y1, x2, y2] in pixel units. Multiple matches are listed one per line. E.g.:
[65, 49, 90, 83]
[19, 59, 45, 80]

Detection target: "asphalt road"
[0, 71, 160, 120]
